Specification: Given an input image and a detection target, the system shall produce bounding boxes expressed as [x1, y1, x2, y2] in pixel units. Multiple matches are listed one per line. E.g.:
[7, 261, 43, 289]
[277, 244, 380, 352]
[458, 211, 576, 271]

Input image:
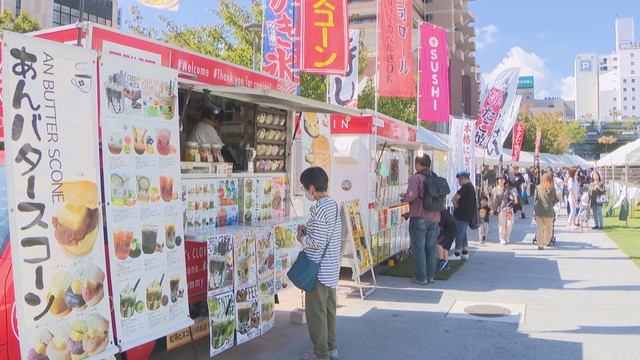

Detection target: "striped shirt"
[403, 172, 441, 223]
[301, 197, 342, 288]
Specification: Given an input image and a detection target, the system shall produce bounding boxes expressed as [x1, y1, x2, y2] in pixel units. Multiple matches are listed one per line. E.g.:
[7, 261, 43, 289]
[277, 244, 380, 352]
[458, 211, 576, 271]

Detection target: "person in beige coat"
[534, 172, 559, 250]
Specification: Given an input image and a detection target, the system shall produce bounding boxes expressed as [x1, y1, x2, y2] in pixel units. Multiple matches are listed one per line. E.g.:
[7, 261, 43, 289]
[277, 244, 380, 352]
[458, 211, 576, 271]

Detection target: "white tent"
[598, 138, 640, 166]
[417, 127, 450, 151]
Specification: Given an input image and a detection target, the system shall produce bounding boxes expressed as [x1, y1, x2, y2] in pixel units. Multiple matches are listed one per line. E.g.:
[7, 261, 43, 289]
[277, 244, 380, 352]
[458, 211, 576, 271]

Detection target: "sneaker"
[479, 240, 486, 245]
[437, 260, 448, 272]
[449, 254, 462, 261]
[330, 349, 339, 360]
[500, 240, 507, 245]
[427, 278, 435, 283]
[537, 246, 544, 250]
[521, 213, 526, 219]
[460, 252, 469, 260]
[410, 277, 430, 285]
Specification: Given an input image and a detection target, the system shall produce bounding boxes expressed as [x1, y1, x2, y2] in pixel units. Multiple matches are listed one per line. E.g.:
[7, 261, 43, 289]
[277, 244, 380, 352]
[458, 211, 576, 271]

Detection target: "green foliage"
[0, 9, 41, 33]
[358, 78, 417, 125]
[512, 105, 586, 154]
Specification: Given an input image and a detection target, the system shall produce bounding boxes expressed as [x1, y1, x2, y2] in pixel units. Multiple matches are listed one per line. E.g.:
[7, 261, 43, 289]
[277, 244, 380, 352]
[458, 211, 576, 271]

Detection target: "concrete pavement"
[151, 202, 640, 360]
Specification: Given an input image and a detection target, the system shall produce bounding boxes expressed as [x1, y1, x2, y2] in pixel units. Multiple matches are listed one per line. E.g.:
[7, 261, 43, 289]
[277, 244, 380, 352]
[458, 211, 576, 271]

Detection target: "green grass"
[380, 256, 465, 280]
[603, 213, 640, 268]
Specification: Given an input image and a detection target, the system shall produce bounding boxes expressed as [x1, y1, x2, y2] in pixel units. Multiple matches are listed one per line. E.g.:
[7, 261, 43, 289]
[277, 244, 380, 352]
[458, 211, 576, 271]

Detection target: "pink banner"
[300, 0, 348, 75]
[511, 123, 525, 161]
[419, 23, 449, 122]
[377, 0, 415, 97]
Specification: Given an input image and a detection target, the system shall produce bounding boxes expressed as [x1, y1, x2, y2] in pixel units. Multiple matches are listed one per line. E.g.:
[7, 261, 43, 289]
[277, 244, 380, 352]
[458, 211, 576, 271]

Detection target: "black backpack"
[419, 170, 451, 211]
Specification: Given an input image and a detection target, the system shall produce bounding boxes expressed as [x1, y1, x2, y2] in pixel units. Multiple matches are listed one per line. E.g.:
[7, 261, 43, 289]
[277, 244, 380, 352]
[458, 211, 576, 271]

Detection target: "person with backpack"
[400, 155, 442, 285]
[451, 171, 476, 260]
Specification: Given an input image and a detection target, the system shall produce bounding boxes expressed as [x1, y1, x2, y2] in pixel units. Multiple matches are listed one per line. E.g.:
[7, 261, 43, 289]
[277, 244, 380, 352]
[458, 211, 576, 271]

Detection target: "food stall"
[2, 23, 362, 359]
[298, 111, 447, 295]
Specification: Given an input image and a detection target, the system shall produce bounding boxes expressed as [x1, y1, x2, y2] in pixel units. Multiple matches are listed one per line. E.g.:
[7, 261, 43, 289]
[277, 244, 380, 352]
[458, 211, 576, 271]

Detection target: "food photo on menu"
[41, 263, 106, 319]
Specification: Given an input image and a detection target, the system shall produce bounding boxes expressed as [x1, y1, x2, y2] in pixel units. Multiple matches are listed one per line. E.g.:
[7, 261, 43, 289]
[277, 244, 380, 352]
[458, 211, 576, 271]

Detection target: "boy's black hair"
[480, 195, 489, 202]
[414, 154, 431, 168]
[300, 167, 329, 192]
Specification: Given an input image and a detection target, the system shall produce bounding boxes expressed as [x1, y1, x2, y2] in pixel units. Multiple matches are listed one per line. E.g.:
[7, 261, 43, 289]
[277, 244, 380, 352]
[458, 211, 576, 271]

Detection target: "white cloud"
[482, 47, 574, 101]
[561, 76, 576, 101]
[476, 25, 498, 50]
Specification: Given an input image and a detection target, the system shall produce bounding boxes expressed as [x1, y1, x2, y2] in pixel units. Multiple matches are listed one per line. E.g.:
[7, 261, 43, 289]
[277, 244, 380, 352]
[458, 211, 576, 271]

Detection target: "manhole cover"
[464, 305, 511, 318]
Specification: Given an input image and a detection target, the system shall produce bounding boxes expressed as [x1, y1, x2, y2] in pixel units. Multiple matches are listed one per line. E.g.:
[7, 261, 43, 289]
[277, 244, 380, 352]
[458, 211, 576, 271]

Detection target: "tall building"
[516, 76, 535, 105]
[575, 53, 600, 120]
[1, 0, 119, 29]
[575, 18, 640, 121]
[348, 0, 480, 132]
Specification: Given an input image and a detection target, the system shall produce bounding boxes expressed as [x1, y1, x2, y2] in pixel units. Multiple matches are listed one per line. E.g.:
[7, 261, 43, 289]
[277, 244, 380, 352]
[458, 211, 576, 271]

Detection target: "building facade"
[348, 0, 480, 132]
[1, 0, 118, 29]
[575, 18, 640, 122]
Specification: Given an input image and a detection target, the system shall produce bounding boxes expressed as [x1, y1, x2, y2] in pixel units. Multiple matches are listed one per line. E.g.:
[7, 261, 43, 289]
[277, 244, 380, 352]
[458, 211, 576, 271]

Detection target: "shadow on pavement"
[544, 325, 640, 335]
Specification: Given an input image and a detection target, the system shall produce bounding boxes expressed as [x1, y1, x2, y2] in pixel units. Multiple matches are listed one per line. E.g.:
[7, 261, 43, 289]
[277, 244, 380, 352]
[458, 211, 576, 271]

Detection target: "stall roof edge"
[188, 85, 362, 116]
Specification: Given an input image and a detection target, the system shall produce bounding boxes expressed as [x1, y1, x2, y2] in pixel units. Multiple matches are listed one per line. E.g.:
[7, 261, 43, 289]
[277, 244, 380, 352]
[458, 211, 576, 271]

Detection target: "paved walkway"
[152, 202, 640, 360]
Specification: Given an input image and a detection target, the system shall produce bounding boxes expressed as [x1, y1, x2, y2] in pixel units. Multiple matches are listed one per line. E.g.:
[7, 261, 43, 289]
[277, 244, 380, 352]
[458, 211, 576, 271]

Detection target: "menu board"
[99, 55, 191, 350]
[259, 279, 276, 333]
[207, 234, 234, 296]
[233, 230, 257, 289]
[208, 292, 235, 357]
[274, 223, 302, 292]
[3, 33, 118, 360]
[235, 284, 260, 344]
[182, 179, 239, 233]
[343, 200, 373, 275]
[255, 227, 275, 281]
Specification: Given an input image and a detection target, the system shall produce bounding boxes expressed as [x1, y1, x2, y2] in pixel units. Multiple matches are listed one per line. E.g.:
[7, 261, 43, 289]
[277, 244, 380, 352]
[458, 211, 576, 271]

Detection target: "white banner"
[99, 55, 191, 351]
[475, 67, 520, 150]
[3, 33, 117, 360]
[328, 30, 360, 109]
[448, 118, 476, 199]
[486, 94, 522, 157]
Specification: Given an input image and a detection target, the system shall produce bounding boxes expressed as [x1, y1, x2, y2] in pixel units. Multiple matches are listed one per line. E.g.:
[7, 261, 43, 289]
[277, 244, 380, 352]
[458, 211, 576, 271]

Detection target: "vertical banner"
[419, 23, 450, 122]
[511, 123, 525, 162]
[263, 0, 300, 84]
[100, 55, 192, 351]
[448, 118, 476, 196]
[487, 94, 522, 156]
[328, 30, 360, 109]
[378, 0, 415, 97]
[475, 67, 520, 149]
[300, 0, 348, 75]
[534, 128, 542, 184]
[3, 33, 118, 359]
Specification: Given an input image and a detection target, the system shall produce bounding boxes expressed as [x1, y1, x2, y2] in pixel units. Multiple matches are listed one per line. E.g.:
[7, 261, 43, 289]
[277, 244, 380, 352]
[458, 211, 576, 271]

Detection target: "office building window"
[624, 88, 627, 92]
[633, 88, 637, 92]
[633, 61, 636, 66]
[633, 97, 636, 101]
[633, 106, 637, 110]
[613, 98, 617, 102]
[624, 79, 627, 83]
[633, 70, 636, 74]
[624, 97, 627, 101]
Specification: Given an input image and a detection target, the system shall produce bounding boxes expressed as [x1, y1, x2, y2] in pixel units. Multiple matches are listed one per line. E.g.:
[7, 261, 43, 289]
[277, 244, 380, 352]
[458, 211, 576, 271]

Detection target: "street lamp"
[243, 23, 262, 70]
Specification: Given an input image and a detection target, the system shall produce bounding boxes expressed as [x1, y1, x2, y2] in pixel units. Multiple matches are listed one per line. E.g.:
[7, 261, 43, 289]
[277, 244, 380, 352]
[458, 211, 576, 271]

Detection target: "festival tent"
[417, 127, 450, 151]
[598, 138, 640, 166]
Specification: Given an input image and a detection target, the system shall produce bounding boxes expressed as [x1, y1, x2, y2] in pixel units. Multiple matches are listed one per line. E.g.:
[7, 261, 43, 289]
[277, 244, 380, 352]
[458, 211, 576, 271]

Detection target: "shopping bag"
[287, 251, 319, 292]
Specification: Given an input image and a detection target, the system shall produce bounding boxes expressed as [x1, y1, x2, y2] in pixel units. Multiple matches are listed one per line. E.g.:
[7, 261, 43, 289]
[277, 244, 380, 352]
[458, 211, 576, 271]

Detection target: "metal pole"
[76, 0, 85, 47]
[252, 40, 258, 70]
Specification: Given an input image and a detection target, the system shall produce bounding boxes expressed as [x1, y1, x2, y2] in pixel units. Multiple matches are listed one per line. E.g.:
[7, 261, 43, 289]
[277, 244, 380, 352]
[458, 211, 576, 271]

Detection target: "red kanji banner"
[377, 0, 415, 97]
[300, 0, 348, 75]
[511, 123, 525, 162]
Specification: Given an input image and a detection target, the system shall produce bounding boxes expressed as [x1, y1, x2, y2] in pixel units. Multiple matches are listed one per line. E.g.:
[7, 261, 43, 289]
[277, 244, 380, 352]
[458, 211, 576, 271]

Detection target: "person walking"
[451, 171, 476, 260]
[490, 175, 518, 245]
[588, 171, 606, 230]
[400, 155, 441, 285]
[296, 167, 341, 360]
[478, 195, 491, 245]
[534, 172, 559, 250]
[566, 167, 580, 229]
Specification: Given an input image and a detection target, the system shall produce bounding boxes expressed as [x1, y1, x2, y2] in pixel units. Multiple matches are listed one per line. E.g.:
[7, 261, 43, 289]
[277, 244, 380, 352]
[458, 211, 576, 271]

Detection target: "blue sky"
[121, 0, 639, 101]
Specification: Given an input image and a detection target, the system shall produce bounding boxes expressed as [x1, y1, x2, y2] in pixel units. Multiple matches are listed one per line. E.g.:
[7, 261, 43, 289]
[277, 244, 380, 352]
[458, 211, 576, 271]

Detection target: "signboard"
[207, 234, 234, 296]
[300, 0, 349, 75]
[3, 32, 117, 360]
[262, 0, 299, 84]
[511, 123, 525, 162]
[342, 200, 373, 275]
[99, 55, 191, 351]
[517, 76, 534, 89]
[419, 23, 450, 122]
[302, 113, 332, 180]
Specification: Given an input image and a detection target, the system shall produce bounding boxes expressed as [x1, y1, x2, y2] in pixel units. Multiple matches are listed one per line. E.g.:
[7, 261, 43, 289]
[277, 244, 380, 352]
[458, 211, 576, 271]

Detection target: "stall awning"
[189, 85, 362, 116]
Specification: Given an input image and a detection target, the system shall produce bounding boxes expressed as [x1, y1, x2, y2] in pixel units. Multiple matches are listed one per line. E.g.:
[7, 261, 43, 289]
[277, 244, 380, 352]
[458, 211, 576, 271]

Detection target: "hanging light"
[417, 145, 424, 157]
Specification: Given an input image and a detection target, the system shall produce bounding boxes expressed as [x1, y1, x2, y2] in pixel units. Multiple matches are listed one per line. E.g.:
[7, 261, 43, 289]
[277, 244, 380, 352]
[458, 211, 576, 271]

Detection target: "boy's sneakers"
[449, 254, 462, 261]
[437, 259, 449, 272]
[461, 251, 469, 260]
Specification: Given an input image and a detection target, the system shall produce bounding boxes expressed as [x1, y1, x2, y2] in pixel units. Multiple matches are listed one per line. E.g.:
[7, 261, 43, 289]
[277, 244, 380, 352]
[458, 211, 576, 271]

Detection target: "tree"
[358, 79, 417, 124]
[506, 103, 586, 154]
[0, 10, 41, 33]
[598, 135, 618, 153]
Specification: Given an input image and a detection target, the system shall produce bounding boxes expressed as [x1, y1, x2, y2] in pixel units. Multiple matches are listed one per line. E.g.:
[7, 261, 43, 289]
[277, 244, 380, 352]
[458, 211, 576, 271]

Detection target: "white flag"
[328, 30, 360, 108]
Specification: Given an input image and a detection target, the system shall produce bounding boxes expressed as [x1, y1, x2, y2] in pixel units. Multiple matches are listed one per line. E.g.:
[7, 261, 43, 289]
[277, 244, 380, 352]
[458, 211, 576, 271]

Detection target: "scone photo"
[52, 181, 101, 257]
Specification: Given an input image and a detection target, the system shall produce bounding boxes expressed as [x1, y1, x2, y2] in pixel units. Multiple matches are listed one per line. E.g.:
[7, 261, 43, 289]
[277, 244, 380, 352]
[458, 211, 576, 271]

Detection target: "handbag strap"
[318, 203, 339, 264]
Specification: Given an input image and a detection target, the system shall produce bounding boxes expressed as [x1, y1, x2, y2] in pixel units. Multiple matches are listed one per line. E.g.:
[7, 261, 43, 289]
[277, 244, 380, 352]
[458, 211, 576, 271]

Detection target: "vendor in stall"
[187, 106, 225, 146]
